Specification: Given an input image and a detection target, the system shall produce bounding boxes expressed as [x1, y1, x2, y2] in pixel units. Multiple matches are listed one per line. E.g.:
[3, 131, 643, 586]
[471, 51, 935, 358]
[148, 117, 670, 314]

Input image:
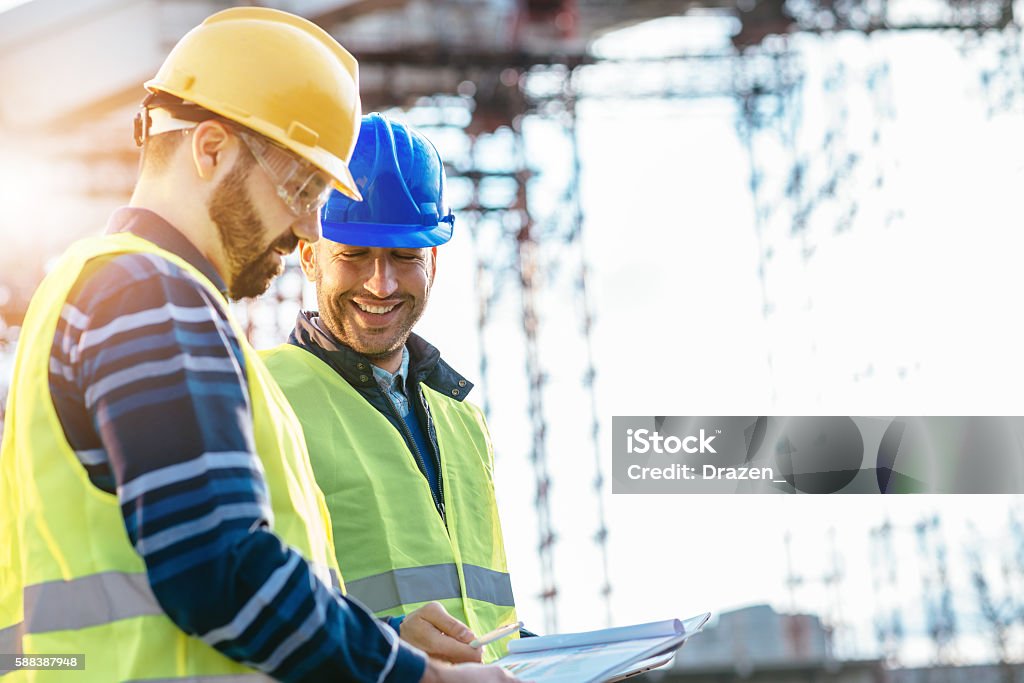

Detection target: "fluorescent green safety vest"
[0, 233, 342, 682]
[262, 343, 518, 662]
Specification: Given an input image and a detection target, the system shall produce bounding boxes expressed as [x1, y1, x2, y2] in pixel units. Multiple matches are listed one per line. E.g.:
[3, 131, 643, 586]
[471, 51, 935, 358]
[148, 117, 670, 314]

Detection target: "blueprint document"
[497, 612, 711, 683]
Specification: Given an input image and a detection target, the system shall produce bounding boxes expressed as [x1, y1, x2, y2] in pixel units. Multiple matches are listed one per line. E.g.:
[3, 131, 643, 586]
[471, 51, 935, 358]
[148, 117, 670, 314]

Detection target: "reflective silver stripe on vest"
[345, 564, 514, 613]
[24, 571, 163, 633]
[0, 571, 163, 658]
[462, 564, 515, 607]
[0, 622, 24, 676]
[1, 573, 163, 677]
[0, 622, 23, 656]
[0, 573, 274, 681]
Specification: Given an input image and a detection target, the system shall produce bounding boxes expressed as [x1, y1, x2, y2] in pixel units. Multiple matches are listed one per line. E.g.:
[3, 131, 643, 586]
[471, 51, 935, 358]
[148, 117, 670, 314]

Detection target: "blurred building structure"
[892, 664, 1024, 683]
[666, 605, 884, 683]
[3, 0, 1024, 635]
[664, 657, 886, 683]
[677, 605, 836, 668]
[664, 605, 1024, 683]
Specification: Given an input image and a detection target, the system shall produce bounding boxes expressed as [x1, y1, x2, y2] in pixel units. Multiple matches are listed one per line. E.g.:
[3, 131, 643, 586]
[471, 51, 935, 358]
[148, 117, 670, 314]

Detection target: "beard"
[315, 272, 429, 362]
[208, 158, 297, 300]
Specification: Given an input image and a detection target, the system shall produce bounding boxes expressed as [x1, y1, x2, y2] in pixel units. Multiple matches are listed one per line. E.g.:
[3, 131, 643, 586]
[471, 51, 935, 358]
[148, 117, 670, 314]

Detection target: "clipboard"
[497, 611, 711, 683]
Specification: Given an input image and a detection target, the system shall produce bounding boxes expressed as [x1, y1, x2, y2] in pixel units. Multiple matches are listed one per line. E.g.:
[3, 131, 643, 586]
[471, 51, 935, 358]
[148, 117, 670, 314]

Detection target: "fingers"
[418, 602, 475, 643]
[418, 624, 481, 664]
[482, 663, 525, 682]
[400, 603, 482, 664]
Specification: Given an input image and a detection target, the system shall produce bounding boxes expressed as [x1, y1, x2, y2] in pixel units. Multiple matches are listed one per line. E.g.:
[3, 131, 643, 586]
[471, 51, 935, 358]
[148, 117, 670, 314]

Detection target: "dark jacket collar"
[105, 207, 227, 295]
[288, 310, 474, 400]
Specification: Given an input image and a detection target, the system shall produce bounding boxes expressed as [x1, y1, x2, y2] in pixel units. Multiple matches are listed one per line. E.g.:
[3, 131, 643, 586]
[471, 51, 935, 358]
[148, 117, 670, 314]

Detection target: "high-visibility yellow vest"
[262, 343, 518, 662]
[0, 233, 342, 682]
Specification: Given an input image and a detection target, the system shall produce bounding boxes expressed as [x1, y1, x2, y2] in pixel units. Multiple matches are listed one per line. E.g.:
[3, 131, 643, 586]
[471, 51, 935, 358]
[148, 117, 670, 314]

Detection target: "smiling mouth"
[354, 301, 400, 314]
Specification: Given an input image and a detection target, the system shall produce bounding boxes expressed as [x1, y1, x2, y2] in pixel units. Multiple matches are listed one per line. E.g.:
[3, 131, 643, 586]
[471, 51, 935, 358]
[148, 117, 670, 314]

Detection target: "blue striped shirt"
[47, 207, 426, 683]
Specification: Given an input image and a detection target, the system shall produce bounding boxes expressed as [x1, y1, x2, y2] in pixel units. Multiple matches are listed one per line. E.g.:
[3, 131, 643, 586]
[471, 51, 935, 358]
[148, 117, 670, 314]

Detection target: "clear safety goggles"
[233, 127, 333, 217]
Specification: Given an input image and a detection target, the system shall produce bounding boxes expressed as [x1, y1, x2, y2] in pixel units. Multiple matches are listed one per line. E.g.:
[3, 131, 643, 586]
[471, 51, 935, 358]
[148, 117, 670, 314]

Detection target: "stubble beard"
[208, 157, 296, 300]
[315, 268, 430, 362]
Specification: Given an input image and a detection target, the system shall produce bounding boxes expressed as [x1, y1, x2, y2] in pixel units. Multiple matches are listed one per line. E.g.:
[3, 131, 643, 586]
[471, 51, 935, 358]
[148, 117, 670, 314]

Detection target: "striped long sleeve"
[48, 250, 426, 683]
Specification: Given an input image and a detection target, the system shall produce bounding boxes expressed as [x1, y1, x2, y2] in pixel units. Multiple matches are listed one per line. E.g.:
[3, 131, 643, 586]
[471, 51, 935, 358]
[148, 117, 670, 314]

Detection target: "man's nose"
[363, 257, 398, 298]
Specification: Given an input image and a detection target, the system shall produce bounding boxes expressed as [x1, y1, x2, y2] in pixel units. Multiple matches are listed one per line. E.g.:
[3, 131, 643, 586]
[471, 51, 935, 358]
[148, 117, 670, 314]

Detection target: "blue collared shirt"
[371, 347, 439, 498]
[371, 347, 412, 413]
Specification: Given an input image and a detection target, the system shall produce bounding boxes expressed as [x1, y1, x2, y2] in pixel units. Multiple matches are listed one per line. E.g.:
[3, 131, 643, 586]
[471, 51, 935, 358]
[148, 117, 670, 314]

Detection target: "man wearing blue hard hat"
[262, 114, 523, 666]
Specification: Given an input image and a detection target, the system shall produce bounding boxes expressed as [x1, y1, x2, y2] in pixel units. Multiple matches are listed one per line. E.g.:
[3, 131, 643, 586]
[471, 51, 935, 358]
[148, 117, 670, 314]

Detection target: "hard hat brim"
[321, 221, 453, 248]
[296, 140, 363, 201]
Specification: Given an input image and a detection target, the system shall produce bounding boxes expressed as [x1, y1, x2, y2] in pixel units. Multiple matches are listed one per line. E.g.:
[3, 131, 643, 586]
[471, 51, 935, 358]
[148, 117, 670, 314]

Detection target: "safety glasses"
[233, 127, 333, 217]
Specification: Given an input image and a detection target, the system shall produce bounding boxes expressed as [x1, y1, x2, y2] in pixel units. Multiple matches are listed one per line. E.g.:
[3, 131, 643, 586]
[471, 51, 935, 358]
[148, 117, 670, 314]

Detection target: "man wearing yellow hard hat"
[0, 8, 515, 682]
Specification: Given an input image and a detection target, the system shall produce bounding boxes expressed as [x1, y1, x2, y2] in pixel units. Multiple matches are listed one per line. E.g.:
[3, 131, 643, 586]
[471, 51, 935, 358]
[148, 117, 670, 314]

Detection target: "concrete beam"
[0, 0, 368, 131]
[0, 0, 222, 130]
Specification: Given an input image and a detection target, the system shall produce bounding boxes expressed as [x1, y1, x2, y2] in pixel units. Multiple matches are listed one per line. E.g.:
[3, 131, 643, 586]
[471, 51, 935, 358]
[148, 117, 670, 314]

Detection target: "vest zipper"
[381, 389, 447, 527]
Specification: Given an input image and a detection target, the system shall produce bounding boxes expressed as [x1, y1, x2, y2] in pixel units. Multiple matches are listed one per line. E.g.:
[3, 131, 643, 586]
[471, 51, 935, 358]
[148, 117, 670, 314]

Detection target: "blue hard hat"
[321, 113, 455, 248]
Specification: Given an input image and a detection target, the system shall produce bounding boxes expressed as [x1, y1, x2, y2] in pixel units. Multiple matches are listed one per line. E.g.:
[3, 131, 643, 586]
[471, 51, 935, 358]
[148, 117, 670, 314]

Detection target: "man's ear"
[190, 119, 234, 181]
[429, 247, 437, 283]
[298, 240, 318, 282]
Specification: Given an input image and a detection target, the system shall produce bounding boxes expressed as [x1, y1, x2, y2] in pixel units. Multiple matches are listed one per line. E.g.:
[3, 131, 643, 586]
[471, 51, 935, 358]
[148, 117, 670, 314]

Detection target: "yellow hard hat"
[144, 7, 362, 200]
